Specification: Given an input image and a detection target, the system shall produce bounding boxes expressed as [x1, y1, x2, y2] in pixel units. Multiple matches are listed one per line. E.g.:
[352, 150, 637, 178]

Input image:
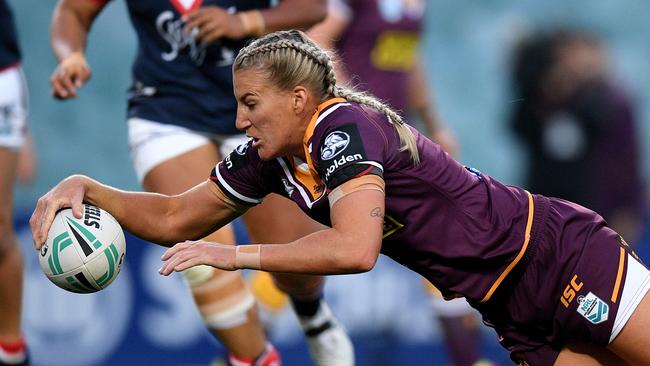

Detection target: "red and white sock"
[228, 343, 281, 366]
[0, 338, 27, 365]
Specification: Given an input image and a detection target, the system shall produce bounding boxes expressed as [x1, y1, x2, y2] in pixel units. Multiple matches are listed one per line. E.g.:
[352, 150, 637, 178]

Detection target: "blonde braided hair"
[234, 30, 420, 164]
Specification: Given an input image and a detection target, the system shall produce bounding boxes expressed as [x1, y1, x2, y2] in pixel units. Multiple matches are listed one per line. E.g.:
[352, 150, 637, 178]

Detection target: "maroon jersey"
[335, 0, 423, 112]
[211, 98, 549, 304]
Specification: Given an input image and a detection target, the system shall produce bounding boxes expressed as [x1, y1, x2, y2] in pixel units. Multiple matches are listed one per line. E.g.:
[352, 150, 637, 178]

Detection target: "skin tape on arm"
[236, 244, 262, 270]
[238, 10, 265, 36]
[328, 174, 386, 208]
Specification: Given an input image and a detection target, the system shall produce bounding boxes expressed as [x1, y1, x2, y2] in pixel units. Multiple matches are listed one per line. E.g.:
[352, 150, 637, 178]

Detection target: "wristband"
[235, 244, 261, 270]
[238, 10, 266, 37]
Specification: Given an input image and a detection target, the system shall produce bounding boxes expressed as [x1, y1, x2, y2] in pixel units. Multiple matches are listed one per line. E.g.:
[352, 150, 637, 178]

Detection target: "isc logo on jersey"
[38, 204, 126, 293]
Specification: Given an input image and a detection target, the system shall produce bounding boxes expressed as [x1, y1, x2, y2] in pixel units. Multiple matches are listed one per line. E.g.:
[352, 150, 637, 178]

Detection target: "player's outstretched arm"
[30, 175, 241, 249]
[159, 179, 384, 275]
[50, 0, 105, 99]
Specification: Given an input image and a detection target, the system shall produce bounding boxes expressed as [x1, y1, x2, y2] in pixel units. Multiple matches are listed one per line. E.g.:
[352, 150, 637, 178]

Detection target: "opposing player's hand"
[183, 6, 247, 44]
[159, 240, 237, 274]
[30, 175, 88, 249]
[50, 52, 92, 99]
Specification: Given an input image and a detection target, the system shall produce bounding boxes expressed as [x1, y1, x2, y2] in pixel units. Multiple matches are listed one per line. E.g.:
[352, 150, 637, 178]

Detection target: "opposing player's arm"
[30, 175, 242, 248]
[50, 0, 105, 99]
[407, 57, 457, 155]
[261, 0, 327, 34]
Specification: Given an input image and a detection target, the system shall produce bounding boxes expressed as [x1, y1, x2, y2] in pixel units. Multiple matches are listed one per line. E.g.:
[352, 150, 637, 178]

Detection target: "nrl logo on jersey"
[576, 292, 609, 324]
[320, 131, 350, 160]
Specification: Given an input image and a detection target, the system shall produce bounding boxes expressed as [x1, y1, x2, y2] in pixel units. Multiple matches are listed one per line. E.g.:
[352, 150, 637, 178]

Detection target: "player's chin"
[257, 146, 279, 161]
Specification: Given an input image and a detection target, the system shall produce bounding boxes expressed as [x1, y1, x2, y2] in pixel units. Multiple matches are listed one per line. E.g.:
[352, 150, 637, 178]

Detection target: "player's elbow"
[337, 239, 379, 273]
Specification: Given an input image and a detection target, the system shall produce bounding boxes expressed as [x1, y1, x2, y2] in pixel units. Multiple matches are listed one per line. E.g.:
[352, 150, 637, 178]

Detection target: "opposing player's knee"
[183, 265, 256, 329]
[0, 212, 17, 257]
[272, 273, 324, 300]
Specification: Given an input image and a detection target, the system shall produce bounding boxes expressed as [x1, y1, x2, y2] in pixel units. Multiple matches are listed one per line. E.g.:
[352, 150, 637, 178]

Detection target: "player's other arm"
[50, 0, 105, 99]
[260, 186, 384, 274]
[159, 177, 385, 275]
[30, 175, 241, 248]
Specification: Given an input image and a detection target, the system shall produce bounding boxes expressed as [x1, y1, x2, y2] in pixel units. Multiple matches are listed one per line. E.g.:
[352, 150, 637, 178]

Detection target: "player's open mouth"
[251, 138, 261, 147]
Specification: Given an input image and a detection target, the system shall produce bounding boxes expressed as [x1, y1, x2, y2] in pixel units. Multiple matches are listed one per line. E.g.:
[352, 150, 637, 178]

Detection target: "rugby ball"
[38, 204, 126, 293]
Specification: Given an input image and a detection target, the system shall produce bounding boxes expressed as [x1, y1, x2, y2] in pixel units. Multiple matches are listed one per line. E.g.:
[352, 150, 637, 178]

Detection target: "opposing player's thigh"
[0, 148, 18, 216]
[143, 142, 221, 194]
[608, 291, 650, 365]
[243, 193, 325, 243]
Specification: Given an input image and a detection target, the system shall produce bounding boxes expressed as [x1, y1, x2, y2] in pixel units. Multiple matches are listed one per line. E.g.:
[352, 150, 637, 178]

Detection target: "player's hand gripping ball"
[38, 204, 126, 293]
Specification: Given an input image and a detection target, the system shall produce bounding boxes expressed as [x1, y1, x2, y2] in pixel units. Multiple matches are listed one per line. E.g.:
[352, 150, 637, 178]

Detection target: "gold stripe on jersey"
[302, 97, 347, 169]
[292, 97, 347, 201]
[288, 158, 325, 201]
[611, 247, 626, 303]
[480, 191, 534, 303]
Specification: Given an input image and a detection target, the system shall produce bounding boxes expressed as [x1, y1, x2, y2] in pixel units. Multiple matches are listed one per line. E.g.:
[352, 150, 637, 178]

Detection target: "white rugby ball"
[38, 204, 126, 293]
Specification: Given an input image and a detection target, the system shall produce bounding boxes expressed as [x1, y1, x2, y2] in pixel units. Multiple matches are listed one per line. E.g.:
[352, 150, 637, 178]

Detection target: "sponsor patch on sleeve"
[223, 139, 253, 173]
[318, 124, 381, 188]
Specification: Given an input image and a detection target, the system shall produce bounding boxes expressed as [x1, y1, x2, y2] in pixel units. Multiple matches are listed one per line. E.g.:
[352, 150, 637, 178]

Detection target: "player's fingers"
[59, 74, 78, 98]
[183, 13, 209, 34]
[195, 22, 223, 44]
[161, 240, 193, 261]
[75, 67, 91, 88]
[159, 249, 192, 275]
[172, 256, 205, 272]
[30, 198, 46, 247]
[51, 74, 71, 99]
[37, 199, 62, 247]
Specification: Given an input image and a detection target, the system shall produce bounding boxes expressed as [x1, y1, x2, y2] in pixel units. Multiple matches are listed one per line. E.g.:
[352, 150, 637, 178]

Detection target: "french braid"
[234, 30, 420, 164]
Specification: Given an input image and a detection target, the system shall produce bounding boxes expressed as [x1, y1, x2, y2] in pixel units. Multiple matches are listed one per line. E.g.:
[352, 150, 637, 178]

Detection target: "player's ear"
[292, 85, 308, 115]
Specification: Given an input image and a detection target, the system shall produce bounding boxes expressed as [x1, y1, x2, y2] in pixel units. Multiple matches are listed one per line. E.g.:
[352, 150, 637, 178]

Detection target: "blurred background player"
[307, 1, 493, 365]
[509, 27, 646, 245]
[0, 0, 30, 364]
[48, 0, 353, 365]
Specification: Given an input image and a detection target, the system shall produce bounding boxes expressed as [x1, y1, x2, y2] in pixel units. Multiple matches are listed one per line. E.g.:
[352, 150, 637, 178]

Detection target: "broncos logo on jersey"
[320, 131, 350, 160]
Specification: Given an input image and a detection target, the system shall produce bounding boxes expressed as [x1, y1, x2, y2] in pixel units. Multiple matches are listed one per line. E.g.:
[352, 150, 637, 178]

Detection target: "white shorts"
[0, 65, 28, 150]
[609, 252, 650, 343]
[127, 117, 250, 182]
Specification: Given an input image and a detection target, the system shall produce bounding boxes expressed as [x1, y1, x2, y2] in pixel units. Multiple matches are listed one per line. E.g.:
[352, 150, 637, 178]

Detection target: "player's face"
[234, 69, 307, 160]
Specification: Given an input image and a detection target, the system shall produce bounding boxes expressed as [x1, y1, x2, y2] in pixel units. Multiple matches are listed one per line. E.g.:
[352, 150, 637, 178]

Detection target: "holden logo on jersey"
[321, 131, 350, 160]
[324, 154, 363, 181]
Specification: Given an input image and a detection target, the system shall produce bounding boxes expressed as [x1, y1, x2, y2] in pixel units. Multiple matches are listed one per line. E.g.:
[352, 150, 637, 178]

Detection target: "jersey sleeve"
[209, 139, 273, 207]
[311, 106, 385, 190]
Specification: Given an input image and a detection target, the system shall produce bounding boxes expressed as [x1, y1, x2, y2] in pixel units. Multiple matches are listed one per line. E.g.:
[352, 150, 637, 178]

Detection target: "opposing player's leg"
[243, 194, 354, 366]
[424, 281, 494, 366]
[0, 66, 28, 366]
[0, 148, 27, 366]
[129, 119, 277, 364]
